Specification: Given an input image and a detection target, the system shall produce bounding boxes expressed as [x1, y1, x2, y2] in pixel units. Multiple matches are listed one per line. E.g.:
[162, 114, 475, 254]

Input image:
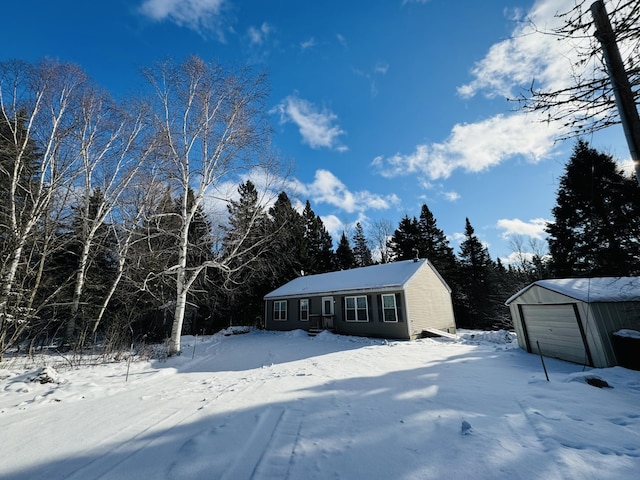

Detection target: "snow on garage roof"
[264, 259, 442, 299]
[507, 277, 640, 304]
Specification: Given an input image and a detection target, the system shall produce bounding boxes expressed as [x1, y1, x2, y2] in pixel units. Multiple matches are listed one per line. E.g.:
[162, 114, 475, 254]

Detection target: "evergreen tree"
[388, 215, 420, 261]
[335, 231, 355, 270]
[222, 180, 270, 326]
[302, 201, 335, 274]
[124, 186, 183, 341]
[416, 204, 458, 279]
[352, 222, 373, 267]
[457, 218, 496, 329]
[267, 192, 306, 285]
[547, 140, 640, 277]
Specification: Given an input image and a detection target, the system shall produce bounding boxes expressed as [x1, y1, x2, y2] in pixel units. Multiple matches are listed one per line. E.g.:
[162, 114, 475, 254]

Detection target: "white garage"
[506, 277, 640, 367]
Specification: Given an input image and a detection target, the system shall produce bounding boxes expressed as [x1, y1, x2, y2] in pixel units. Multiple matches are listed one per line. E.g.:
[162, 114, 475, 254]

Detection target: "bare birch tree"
[143, 56, 275, 355]
[62, 90, 149, 344]
[0, 60, 85, 353]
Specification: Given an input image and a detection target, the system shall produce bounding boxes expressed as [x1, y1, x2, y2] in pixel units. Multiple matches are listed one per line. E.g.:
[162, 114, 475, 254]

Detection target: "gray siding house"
[506, 277, 640, 367]
[264, 259, 457, 340]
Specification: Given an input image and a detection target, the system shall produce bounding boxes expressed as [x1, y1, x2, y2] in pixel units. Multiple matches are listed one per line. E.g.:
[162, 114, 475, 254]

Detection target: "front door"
[321, 296, 334, 328]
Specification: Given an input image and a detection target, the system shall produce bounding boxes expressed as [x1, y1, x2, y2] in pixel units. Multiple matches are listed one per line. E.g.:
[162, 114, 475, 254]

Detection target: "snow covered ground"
[1, 328, 639, 480]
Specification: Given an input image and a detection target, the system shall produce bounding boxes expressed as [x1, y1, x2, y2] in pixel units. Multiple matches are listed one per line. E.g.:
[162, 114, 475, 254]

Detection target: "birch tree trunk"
[0, 60, 83, 325]
[144, 56, 275, 356]
[63, 91, 148, 344]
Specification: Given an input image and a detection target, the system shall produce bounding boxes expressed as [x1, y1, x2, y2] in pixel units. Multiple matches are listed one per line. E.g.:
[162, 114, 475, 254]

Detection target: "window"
[273, 300, 287, 321]
[382, 294, 398, 322]
[300, 299, 309, 321]
[345, 295, 369, 322]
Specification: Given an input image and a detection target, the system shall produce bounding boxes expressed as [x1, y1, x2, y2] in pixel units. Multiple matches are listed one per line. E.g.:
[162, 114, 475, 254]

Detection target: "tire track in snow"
[217, 406, 305, 480]
[62, 375, 268, 480]
[252, 408, 304, 479]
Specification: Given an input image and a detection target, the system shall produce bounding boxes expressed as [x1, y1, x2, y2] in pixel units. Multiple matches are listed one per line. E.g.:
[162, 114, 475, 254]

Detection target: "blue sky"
[3, 0, 632, 262]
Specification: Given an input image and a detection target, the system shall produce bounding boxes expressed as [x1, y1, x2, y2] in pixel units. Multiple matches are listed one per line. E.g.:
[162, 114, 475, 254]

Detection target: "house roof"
[264, 259, 442, 299]
[506, 277, 640, 304]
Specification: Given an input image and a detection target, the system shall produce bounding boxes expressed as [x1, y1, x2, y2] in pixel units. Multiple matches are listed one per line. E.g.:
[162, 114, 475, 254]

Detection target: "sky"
[1, 328, 639, 479]
[2, 0, 634, 262]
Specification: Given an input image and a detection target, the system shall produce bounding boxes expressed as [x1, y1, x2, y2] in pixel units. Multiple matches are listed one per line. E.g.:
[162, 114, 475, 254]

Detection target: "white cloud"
[273, 95, 347, 151]
[320, 214, 343, 240]
[139, 0, 227, 38]
[287, 169, 399, 215]
[353, 61, 389, 97]
[457, 0, 587, 100]
[248, 22, 271, 45]
[301, 37, 317, 50]
[374, 62, 389, 75]
[496, 217, 549, 239]
[373, 0, 604, 181]
[373, 112, 560, 180]
[443, 191, 460, 202]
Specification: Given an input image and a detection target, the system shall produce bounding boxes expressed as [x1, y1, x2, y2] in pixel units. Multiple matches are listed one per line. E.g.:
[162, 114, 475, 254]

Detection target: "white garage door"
[521, 304, 590, 365]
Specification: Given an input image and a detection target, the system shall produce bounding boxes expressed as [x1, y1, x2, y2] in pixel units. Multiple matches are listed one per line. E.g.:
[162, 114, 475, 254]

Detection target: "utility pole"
[591, 0, 640, 186]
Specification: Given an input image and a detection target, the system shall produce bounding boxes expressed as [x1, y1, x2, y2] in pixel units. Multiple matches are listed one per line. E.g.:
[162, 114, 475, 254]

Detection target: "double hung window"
[345, 295, 369, 322]
[381, 294, 399, 322]
[273, 300, 287, 321]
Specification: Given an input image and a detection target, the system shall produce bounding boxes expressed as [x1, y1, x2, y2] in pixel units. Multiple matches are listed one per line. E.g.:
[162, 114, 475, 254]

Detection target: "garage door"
[520, 304, 591, 366]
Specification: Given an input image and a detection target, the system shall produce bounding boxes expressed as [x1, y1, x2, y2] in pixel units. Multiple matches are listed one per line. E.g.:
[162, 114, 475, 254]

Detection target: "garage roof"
[507, 277, 640, 304]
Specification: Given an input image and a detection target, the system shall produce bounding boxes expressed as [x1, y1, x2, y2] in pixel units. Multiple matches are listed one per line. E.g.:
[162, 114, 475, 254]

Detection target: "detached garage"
[506, 277, 640, 368]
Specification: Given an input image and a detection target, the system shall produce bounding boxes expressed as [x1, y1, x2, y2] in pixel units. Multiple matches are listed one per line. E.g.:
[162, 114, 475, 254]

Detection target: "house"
[263, 259, 457, 340]
[506, 277, 640, 367]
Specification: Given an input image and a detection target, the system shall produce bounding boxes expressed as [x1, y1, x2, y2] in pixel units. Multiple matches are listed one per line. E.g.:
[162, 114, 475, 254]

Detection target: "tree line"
[2, 57, 639, 359]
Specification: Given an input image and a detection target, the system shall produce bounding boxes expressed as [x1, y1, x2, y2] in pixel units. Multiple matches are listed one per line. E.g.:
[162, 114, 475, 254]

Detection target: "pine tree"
[352, 222, 373, 267]
[388, 215, 420, 261]
[335, 232, 355, 270]
[547, 140, 640, 277]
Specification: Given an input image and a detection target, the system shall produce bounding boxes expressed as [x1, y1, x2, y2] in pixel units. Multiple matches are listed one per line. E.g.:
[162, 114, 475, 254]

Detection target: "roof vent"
[413, 248, 420, 262]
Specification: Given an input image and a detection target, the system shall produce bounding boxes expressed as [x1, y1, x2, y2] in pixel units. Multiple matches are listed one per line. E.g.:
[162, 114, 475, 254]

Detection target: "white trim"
[273, 300, 287, 321]
[345, 295, 369, 322]
[381, 294, 398, 323]
[322, 296, 334, 316]
[300, 298, 309, 321]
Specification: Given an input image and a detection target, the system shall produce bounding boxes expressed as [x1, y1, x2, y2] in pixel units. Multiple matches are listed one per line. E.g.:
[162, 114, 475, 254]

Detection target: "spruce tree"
[352, 222, 373, 267]
[302, 201, 335, 274]
[267, 192, 306, 285]
[457, 218, 496, 329]
[547, 140, 640, 277]
[222, 180, 270, 326]
[416, 204, 458, 279]
[388, 215, 420, 261]
[335, 232, 355, 270]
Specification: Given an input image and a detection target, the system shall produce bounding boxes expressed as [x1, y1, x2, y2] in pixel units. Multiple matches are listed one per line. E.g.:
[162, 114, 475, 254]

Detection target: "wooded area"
[2, 48, 640, 359]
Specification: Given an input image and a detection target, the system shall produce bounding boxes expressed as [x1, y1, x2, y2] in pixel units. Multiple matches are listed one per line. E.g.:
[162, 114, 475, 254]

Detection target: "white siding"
[520, 304, 589, 365]
[508, 283, 640, 367]
[404, 262, 456, 339]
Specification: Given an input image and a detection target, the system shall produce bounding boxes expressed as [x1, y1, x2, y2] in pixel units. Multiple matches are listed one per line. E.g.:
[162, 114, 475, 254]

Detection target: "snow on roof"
[507, 277, 640, 304]
[264, 259, 431, 299]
